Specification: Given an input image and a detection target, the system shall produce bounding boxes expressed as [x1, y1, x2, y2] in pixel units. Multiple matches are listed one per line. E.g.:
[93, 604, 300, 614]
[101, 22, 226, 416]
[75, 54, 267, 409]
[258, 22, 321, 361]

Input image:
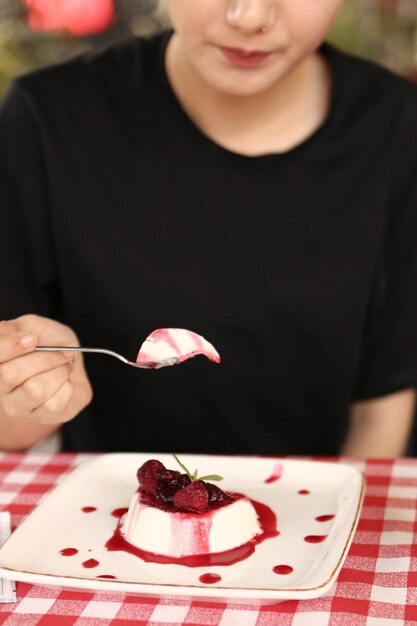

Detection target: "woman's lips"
[220, 46, 271, 68]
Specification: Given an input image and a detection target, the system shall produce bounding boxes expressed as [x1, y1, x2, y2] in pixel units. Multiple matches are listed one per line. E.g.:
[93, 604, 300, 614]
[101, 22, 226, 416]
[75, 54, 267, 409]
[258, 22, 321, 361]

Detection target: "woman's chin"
[202, 68, 285, 98]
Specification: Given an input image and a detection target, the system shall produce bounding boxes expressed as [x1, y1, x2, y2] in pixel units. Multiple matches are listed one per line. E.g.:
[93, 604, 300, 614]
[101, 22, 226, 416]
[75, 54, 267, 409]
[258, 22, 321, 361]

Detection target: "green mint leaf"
[198, 474, 224, 482]
[192, 468, 198, 482]
[173, 454, 193, 480]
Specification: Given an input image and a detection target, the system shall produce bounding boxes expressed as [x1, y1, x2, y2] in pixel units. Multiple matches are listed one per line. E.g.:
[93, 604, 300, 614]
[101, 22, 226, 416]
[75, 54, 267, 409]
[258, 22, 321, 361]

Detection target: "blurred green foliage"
[327, 0, 416, 78]
[0, 0, 416, 100]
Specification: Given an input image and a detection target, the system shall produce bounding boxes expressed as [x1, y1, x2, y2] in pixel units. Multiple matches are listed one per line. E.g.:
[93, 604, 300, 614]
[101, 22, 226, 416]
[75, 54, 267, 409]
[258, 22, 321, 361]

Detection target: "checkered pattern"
[1, 455, 417, 626]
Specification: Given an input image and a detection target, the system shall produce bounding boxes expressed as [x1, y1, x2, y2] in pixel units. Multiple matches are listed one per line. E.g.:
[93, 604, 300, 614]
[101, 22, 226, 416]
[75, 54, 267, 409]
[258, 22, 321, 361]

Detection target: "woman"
[0, 0, 416, 455]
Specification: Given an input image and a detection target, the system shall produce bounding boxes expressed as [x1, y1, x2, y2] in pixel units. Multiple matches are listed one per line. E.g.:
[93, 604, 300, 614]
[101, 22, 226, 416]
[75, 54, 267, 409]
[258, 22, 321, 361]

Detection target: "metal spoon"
[35, 345, 158, 368]
[35, 328, 220, 370]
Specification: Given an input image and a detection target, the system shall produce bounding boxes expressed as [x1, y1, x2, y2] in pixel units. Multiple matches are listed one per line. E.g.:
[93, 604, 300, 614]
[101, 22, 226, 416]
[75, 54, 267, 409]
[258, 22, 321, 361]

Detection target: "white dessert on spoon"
[136, 328, 220, 368]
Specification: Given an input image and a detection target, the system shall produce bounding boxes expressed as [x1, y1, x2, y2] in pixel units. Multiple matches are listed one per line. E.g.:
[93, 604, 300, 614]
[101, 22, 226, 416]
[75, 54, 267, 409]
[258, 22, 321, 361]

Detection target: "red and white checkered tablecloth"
[1, 453, 417, 626]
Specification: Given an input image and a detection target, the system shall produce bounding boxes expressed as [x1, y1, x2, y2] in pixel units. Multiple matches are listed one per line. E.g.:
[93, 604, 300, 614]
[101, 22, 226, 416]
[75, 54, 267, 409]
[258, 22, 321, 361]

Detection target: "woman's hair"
[156, 0, 169, 22]
[154, 0, 170, 26]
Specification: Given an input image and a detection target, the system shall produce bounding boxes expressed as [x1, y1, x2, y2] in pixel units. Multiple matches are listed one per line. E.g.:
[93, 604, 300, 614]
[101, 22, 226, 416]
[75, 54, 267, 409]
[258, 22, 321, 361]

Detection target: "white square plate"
[0, 454, 363, 602]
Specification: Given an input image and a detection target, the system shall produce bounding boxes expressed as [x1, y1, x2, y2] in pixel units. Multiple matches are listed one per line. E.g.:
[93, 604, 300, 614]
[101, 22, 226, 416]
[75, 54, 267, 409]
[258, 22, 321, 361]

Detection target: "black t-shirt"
[1, 31, 417, 455]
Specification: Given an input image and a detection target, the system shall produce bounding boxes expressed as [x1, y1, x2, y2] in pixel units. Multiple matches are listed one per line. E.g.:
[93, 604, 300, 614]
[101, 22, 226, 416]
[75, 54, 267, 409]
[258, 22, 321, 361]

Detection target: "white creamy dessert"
[136, 328, 220, 367]
[120, 491, 261, 557]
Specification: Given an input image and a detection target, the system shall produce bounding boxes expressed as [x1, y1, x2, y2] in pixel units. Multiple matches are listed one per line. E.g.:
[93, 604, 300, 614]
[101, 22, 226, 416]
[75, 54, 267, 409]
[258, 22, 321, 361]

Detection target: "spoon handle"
[35, 346, 131, 365]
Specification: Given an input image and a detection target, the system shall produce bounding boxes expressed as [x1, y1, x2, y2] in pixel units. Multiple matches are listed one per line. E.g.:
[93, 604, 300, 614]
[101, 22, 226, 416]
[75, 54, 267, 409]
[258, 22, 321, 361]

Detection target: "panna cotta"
[121, 491, 261, 557]
[119, 458, 261, 558]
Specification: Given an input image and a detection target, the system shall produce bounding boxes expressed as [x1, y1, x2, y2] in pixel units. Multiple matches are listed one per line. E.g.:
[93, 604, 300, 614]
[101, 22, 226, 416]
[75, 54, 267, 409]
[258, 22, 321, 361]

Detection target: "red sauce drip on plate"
[96, 574, 117, 579]
[298, 489, 310, 495]
[199, 573, 221, 584]
[81, 507, 97, 513]
[82, 558, 99, 568]
[111, 507, 128, 518]
[264, 462, 283, 484]
[273, 564, 293, 575]
[315, 514, 335, 522]
[106, 496, 278, 568]
[59, 548, 78, 556]
[304, 535, 327, 543]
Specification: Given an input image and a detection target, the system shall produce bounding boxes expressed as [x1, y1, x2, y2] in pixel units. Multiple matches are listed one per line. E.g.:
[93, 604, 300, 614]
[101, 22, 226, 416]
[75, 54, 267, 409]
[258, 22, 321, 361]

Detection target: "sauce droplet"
[304, 535, 327, 543]
[96, 574, 117, 579]
[82, 558, 99, 568]
[81, 507, 97, 513]
[59, 548, 78, 556]
[264, 462, 283, 484]
[199, 573, 221, 584]
[298, 489, 310, 495]
[315, 514, 335, 522]
[273, 564, 293, 575]
[111, 507, 128, 518]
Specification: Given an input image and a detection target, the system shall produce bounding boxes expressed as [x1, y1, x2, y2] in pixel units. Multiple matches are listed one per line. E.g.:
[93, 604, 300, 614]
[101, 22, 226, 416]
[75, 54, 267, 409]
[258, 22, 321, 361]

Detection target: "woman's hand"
[0, 314, 93, 450]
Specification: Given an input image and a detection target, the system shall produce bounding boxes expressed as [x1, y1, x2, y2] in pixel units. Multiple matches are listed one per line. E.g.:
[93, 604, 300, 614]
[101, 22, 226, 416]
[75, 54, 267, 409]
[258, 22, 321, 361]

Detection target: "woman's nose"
[225, 0, 277, 35]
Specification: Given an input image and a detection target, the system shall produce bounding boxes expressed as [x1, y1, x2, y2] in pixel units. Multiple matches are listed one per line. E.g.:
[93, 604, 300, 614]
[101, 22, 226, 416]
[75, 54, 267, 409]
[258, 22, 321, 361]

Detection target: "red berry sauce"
[273, 564, 293, 575]
[298, 489, 310, 495]
[304, 535, 327, 543]
[82, 558, 99, 568]
[315, 514, 335, 522]
[59, 548, 78, 556]
[81, 507, 97, 513]
[199, 573, 221, 584]
[96, 574, 117, 579]
[264, 462, 283, 484]
[111, 508, 128, 518]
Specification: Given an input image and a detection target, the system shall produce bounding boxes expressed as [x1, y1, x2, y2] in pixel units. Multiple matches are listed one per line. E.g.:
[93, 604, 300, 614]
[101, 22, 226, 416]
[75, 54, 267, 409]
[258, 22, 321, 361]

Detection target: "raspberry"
[204, 482, 232, 504]
[137, 460, 166, 495]
[173, 481, 209, 513]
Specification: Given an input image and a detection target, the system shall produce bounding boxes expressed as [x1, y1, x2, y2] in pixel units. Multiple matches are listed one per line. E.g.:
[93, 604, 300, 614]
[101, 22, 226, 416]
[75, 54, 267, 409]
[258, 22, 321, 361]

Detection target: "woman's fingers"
[0, 331, 37, 363]
[0, 321, 18, 335]
[0, 350, 74, 395]
[33, 381, 75, 424]
[1, 363, 74, 419]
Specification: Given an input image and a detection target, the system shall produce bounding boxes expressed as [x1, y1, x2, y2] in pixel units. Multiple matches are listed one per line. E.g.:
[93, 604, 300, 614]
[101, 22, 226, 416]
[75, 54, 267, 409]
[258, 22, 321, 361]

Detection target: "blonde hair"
[156, 0, 170, 24]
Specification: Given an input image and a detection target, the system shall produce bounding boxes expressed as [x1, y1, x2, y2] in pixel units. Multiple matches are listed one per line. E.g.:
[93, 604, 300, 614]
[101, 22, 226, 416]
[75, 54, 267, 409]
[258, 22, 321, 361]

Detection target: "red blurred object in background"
[25, 0, 115, 36]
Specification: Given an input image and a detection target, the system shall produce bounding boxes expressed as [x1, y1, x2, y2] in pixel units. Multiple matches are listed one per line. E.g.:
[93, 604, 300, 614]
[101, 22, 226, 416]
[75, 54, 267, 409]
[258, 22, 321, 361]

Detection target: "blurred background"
[0, 0, 416, 99]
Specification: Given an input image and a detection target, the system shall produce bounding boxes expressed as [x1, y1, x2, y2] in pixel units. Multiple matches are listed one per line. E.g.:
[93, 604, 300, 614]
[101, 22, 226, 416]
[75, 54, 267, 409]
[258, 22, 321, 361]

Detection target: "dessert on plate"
[119, 456, 261, 558]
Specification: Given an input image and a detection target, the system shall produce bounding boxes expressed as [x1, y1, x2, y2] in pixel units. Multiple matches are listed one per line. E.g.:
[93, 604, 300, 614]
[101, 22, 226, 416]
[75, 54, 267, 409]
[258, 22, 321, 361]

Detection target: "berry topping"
[156, 481, 181, 503]
[156, 472, 191, 503]
[135, 456, 232, 513]
[137, 460, 166, 495]
[205, 482, 233, 504]
[173, 481, 209, 513]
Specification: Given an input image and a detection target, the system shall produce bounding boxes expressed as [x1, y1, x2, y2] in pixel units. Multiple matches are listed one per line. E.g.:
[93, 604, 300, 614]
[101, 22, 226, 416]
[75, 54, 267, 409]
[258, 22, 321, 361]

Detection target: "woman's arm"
[341, 388, 416, 458]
